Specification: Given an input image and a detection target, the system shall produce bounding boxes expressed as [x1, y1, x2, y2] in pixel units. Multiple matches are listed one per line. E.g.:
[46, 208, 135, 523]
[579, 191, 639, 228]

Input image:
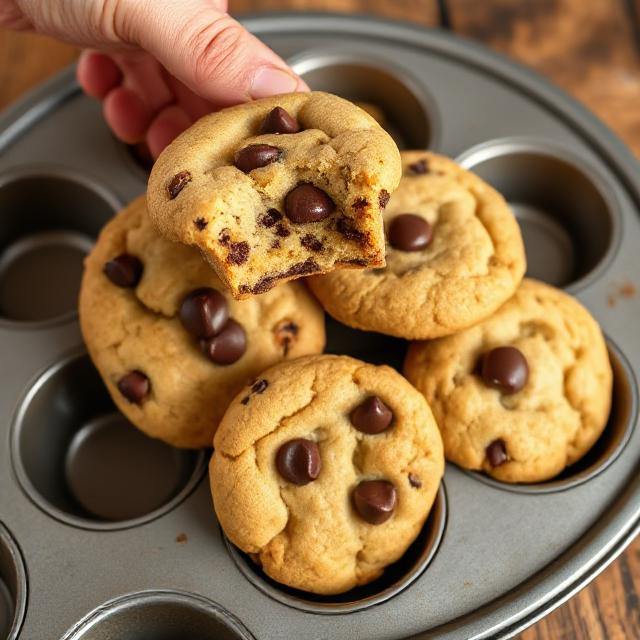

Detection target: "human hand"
[0, 0, 308, 157]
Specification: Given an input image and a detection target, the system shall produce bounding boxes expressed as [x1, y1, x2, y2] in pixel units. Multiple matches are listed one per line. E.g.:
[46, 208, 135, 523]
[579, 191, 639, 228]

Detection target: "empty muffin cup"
[60, 590, 255, 640]
[0, 167, 120, 325]
[469, 338, 637, 494]
[224, 484, 447, 614]
[457, 139, 621, 290]
[11, 351, 206, 530]
[290, 52, 438, 150]
[0, 524, 27, 640]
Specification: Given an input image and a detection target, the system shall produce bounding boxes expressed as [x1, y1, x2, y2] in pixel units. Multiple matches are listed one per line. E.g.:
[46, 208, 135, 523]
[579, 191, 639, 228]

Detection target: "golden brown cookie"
[210, 354, 444, 595]
[147, 93, 402, 299]
[79, 196, 325, 448]
[404, 279, 612, 483]
[307, 151, 526, 339]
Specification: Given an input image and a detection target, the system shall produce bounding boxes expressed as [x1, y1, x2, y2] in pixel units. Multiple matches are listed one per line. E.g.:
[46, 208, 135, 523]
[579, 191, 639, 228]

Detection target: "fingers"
[129, 0, 308, 109]
[146, 105, 191, 159]
[103, 86, 151, 143]
[77, 51, 122, 99]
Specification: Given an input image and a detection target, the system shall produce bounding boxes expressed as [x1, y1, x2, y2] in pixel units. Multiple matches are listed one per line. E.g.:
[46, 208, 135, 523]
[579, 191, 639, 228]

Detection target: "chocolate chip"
[274, 320, 298, 356]
[388, 214, 432, 251]
[260, 106, 300, 134]
[301, 234, 323, 252]
[378, 189, 390, 209]
[480, 346, 529, 394]
[218, 229, 231, 246]
[352, 197, 368, 210]
[180, 288, 229, 338]
[285, 184, 335, 223]
[344, 258, 369, 267]
[235, 144, 282, 173]
[117, 371, 150, 404]
[408, 158, 429, 175]
[248, 258, 321, 294]
[200, 319, 246, 365]
[276, 439, 321, 485]
[259, 208, 282, 228]
[486, 439, 508, 467]
[194, 217, 207, 230]
[104, 254, 143, 288]
[167, 171, 191, 199]
[350, 396, 393, 434]
[408, 473, 422, 488]
[227, 241, 250, 265]
[352, 480, 396, 524]
[336, 217, 365, 243]
[252, 379, 269, 394]
[275, 223, 291, 238]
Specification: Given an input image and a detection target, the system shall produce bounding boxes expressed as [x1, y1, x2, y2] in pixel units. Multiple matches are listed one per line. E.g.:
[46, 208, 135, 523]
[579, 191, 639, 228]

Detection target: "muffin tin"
[1, 12, 639, 640]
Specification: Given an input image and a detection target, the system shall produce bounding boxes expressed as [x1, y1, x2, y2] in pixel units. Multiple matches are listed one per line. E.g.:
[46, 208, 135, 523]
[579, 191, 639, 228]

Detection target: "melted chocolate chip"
[260, 106, 300, 134]
[194, 217, 208, 230]
[234, 144, 282, 173]
[274, 320, 298, 356]
[227, 241, 250, 265]
[352, 197, 368, 210]
[352, 480, 397, 524]
[218, 229, 231, 246]
[167, 171, 191, 199]
[378, 190, 390, 209]
[248, 258, 321, 294]
[117, 371, 150, 404]
[408, 158, 429, 175]
[179, 288, 229, 338]
[104, 254, 143, 288]
[350, 396, 394, 434]
[259, 209, 282, 228]
[270, 239, 280, 249]
[344, 258, 369, 267]
[200, 319, 246, 365]
[480, 346, 529, 394]
[276, 439, 321, 485]
[285, 184, 335, 223]
[252, 379, 269, 394]
[408, 473, 422, 488]
[388, 214, 432, 251]
[301, 234, 323, 252]
[275, 223, 291, 238]
[486, 439, 508, 467]
[336, 217, 365, 243]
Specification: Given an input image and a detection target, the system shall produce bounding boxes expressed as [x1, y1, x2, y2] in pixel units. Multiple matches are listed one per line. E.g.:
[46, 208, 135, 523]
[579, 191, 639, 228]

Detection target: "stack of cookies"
[79, 91, 612, 596]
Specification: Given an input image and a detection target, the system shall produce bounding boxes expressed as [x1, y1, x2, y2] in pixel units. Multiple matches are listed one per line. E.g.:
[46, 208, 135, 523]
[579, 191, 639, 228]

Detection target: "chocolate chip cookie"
[307, 151, 526, 339]
[210, 354, 444, 595]
[404, 279, 612, 483]
[147, 92, 402, 299]
[79, 196, 325, 449]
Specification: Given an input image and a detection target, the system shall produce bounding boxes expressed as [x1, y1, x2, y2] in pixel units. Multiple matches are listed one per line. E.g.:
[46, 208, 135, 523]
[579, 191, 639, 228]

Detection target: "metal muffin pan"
[0, 12, 639, 640]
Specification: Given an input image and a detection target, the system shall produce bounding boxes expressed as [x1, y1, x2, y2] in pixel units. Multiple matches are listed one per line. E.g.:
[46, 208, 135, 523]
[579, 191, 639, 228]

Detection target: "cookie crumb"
[607, 280, 637, 307]
[175, 533, 188, 544]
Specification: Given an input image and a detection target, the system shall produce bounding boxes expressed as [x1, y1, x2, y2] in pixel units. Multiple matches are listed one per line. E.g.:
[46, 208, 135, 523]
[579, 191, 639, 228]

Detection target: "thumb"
[129, 0, 308, 107]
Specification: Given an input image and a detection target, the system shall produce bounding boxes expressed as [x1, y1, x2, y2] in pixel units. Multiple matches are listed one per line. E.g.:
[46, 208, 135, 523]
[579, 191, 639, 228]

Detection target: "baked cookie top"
[404, 279, 612, 483]
[147, 92, 402, 299]
[79, 196, 325, 449]
[210, 354, 444, 595]
[307, 151, 526, 339]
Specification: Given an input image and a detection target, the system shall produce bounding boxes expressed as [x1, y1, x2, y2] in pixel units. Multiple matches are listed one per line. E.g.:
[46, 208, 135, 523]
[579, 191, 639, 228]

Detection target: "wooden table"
[1, 1, 639, 638]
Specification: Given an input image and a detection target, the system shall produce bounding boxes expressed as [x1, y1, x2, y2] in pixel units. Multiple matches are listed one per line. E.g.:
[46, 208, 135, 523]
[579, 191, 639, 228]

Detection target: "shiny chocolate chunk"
[285, 184, 335, 223]
[480, 346, 529, 394]
[408, 473, 422, 488]
[103, 254, 143, 288]
[276, 438, 321, 485]
[486, 439, 508, 467]
[234, 144, 282, 173]
[260, 106, 300, 134]
[180, 288, 229, 338]
[200, 319, 246, 365]
[117, 371, 150, 404]
[352, 480, 397, 524]
[350, 396, 393, 434]
[388, 214, 432, 251]
[167, 171, 191, 199]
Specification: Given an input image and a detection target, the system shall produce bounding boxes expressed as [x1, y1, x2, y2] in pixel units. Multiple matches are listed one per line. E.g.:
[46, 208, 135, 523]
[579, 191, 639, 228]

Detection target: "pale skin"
[0, 0, 308, 157]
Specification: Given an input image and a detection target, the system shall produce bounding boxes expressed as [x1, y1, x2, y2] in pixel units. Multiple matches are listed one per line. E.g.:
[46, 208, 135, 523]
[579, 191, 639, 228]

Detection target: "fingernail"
[250, 66, 300, 99]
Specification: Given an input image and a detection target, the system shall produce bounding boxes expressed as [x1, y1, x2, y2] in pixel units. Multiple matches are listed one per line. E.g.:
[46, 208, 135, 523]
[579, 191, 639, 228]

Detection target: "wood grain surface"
[0, 1, 639, 638]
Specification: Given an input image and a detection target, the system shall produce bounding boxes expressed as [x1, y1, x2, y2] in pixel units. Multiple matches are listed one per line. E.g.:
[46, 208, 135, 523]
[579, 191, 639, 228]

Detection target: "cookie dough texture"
[147, 92, 402, 299]
[405, 279, 612, 483]
[79, 197, 325, 448]
[210, 355, 444, 595]
[308, 152, 526, 339]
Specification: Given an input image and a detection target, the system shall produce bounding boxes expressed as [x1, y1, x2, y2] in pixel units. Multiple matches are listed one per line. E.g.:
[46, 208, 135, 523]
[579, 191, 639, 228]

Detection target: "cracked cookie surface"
[307, 151, 526, 339]
[210, 354, 444, 595]
[79, 196, 325, 448]
[404, 279, 612, 483]
[147, 92, 401, 299]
